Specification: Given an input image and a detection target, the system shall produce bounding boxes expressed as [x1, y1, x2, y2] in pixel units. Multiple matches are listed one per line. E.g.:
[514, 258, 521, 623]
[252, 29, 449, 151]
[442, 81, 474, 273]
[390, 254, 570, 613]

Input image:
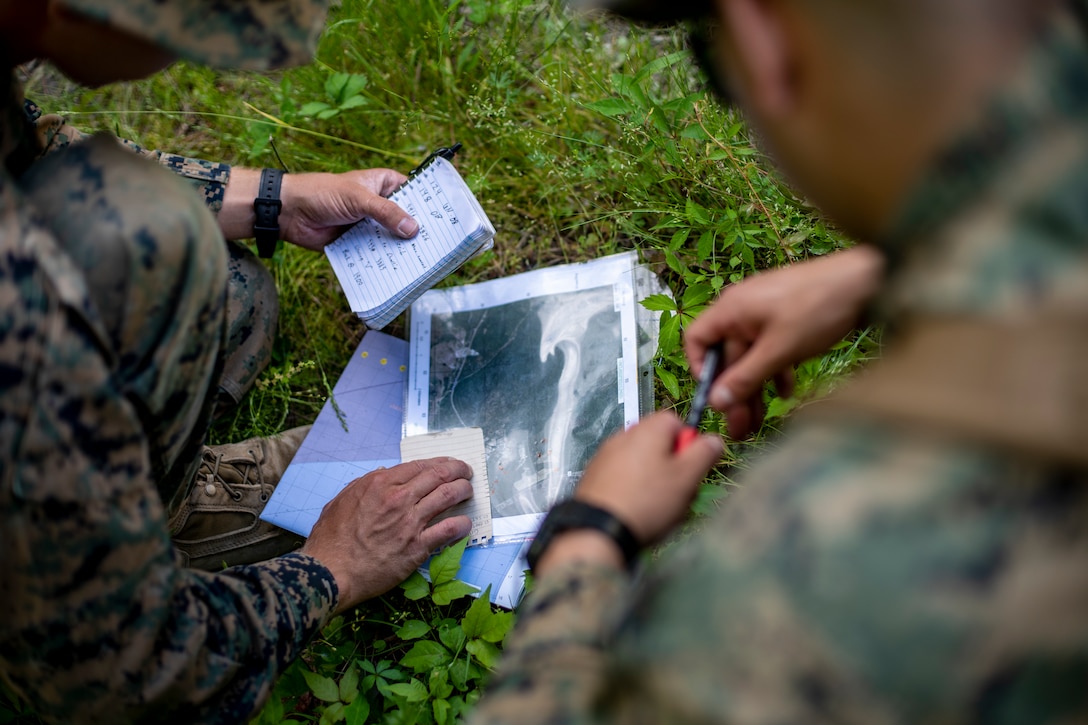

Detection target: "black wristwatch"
[253, 167, 284, 258]
[527, 499, 641, 574]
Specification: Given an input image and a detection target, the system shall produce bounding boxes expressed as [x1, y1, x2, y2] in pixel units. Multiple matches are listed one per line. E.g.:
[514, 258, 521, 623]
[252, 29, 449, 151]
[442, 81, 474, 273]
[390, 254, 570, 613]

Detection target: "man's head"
[0, 0, 329, 87]
[588, 0, 1053, 240]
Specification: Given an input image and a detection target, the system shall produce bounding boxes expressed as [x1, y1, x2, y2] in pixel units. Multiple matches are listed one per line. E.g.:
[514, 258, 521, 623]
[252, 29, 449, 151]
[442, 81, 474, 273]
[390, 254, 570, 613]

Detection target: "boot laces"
[198, 446, 264, 501]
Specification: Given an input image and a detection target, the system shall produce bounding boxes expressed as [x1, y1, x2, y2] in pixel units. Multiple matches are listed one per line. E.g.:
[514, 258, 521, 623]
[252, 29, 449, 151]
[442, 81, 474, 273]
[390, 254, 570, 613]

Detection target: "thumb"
[359, 193, 419, 239]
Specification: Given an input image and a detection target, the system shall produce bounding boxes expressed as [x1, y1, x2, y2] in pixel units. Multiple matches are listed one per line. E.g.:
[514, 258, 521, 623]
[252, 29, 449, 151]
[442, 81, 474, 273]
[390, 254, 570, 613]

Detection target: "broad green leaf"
[396, 619, 431, 641]
[299, 101, 332, 117]
[682, 283, 714, 310]
[325, 72, 368, 104]
[740, 241, 756, 269]
[429, 668, 453, 700]
[325, 71, 348, 101]
[461, 589, 514, 642]
[765, 395, 800, 422]
[634, 50, 688, 80]
[696, 229, 715, 259]
[316, 108, 340, 120]
[433, 697, 453, 725]
[429, 537, 468, 587]
[466, 639, 502, 668]
[341, 73, 368, 98]
[659, 311, 681, 354]
[302, 670, 340, 703]
[449, 658, 484, 692]
[338, 95, 368, 111]
[339, 663, 359, 704]
[387, 680, 429, 703]
[343, 696, 370, 725]
[584, 98, 632, 117]
[665, 250, 687, 276]
[319, 701, 345, 725]
[451, 693, 473, 719]
[680, 123, 710, 141]
[639, 293, 677, 313]
[656, 366, 680, 400]
[437, 619, 467, 651]
[432, 579, 478, 606]
[613, 73, 650, 108]
[661, 92, 699, 119]
[400, 571, 430, 600]
[685, 198, 711, 226]
[401, 640, 453, 672]
[669, 227, 690, 251]
[649, 104, 670, 134]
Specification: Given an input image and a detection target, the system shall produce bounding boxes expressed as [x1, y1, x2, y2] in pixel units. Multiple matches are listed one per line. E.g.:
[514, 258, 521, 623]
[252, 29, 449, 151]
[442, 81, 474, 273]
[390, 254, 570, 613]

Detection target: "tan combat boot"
[169, 426, 310, 571]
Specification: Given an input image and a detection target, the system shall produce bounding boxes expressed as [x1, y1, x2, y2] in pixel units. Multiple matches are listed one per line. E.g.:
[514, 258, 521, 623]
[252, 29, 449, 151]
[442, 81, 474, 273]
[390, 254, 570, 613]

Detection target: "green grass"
[8, 0, 878, 722]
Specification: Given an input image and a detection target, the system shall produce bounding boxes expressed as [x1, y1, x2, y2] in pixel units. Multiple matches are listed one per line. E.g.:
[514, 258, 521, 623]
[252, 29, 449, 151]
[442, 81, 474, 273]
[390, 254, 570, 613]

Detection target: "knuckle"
[433, 481, 463, 509]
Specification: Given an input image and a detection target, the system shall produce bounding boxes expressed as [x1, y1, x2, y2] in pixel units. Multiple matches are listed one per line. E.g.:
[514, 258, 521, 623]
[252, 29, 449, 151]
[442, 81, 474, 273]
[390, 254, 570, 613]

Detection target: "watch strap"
[527, 498, 641, 574]
[253, 168, 284, 258]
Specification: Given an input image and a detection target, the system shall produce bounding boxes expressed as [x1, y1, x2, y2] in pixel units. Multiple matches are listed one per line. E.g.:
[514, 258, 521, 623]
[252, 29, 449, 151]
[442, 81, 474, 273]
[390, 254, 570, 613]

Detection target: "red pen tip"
[674, 427, 700, 453]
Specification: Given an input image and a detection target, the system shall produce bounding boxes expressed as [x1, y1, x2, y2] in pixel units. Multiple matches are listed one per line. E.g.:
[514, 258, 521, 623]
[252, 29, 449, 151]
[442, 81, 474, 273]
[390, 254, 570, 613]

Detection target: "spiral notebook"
[325, 155, 495, 330]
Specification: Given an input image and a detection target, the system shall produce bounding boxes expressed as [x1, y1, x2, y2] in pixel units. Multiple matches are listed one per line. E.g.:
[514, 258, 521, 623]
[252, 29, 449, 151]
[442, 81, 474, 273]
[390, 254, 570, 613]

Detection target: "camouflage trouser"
[16, 133, 277, 514]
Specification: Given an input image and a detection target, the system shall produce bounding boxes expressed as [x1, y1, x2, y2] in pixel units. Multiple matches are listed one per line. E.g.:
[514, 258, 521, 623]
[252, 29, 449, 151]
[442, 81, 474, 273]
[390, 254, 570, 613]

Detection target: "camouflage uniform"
[0, 1, 343, 723]
[471, 3, 1088, 724]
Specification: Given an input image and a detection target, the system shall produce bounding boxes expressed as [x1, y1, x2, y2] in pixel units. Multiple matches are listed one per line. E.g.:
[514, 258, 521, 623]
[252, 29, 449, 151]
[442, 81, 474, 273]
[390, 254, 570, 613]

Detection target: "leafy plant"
[299, 72, 370, 120]
[250, 538, 514, 723]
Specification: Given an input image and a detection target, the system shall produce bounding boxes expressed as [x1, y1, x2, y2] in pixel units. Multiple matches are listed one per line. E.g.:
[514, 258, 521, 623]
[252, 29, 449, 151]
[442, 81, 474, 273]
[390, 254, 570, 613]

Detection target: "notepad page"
[326, 157, 487, 318]
[400, 427, 493, 546]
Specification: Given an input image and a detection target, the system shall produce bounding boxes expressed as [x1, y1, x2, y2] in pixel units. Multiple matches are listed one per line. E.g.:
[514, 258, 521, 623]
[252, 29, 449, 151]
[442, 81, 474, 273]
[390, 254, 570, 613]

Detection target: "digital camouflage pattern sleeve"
[470, 3, 1088, 724]
[475, 421, 1088, 724]
[23, 98, 231, 213]
[1, 71, 338, 723]
[2, 0, 342, 721]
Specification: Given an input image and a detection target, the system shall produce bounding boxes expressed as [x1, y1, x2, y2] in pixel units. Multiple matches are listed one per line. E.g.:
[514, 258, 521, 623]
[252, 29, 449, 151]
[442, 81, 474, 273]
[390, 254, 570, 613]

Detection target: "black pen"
[674, 347, 722, 452]
[391, 142, 463, 196]
[408, 142, 462, 177]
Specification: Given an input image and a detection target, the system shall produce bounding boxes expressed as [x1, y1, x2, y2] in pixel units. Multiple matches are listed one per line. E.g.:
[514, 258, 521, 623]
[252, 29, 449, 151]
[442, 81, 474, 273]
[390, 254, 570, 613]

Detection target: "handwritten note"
[325, 157, 493, 329]
[400, 427, 493, 546]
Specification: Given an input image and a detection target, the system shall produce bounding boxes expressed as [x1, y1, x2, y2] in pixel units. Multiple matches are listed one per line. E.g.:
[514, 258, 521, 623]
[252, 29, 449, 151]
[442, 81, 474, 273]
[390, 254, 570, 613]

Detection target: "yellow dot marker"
[380, 358, 388, 365]
[361, 351, 369, 358]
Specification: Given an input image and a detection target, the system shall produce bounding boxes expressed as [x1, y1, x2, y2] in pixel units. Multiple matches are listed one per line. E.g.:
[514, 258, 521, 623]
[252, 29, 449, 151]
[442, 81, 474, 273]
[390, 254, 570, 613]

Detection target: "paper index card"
[400, 427, 493, 545]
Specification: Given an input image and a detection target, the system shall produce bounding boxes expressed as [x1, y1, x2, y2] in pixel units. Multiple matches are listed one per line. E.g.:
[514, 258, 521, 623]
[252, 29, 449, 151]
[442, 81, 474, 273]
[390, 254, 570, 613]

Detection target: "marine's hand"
[301, 457, 473, 613]
[219, 168, 419, 249]
[279, 169, 418, 250]
[534, 412, 722, 575]
[684, 245, 884, 439]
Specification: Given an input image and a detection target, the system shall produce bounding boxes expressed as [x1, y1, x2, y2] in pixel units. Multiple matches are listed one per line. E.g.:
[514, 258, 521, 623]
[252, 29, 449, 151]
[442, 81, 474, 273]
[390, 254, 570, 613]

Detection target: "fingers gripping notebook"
[325, 156, 495, 330]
